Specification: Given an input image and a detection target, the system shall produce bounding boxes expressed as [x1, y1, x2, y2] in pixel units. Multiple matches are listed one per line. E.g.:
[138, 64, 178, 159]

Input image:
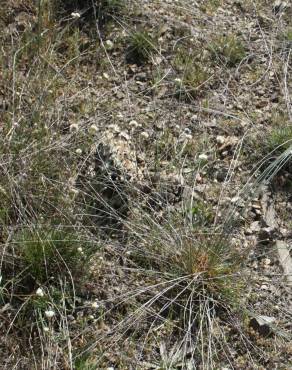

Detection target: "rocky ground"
[0, 0, 291, 369]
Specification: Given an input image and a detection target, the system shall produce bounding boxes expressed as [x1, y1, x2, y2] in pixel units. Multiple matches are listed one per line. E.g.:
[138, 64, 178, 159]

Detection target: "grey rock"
[249, 315, 276, 337]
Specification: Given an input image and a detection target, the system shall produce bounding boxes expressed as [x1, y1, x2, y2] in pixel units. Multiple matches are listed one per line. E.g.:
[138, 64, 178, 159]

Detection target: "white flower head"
[45, 309, 55, 318]
[75, 148, 82, 155]
[198, 153, 208, 160]
[36, 287, 45, 297]
[140, 131, 149, 139]
[216, 135, 225, 144]
[91, 301, 99, 309]
[89, 124, 98, 135]
[43, 326, 50, 332]
[69, 123, 79, 132]
[77, 247, 83, 253]
[71, 12, 81, 19]
[129, 120, 139, 128]
[105, 40, 114, 50]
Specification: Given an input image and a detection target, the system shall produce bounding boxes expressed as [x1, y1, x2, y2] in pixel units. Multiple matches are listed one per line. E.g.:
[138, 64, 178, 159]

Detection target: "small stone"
[262, 257, 271, 266]
[250, 221, 261, 232]
[103, 72, 110, 80]
[249, 315, 276, 337]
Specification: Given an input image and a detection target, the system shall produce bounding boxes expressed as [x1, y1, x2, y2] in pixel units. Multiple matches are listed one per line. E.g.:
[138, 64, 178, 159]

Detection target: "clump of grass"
[209, 35, 246, 67]
[266, 124, 292, 152]
[173, 47, 210, 99]
[126, 31, 156, 64]
[128, 203, 242, 298]
[12, 227, 91, 284]
[113, 195, 245, 367]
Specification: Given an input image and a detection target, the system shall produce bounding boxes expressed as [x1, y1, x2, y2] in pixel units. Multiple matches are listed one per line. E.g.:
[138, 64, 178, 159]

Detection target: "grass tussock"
[173, 46, 211, 99]
[102, 193, 247, 366]
[209, 34, 246, 67]
[126, 30, 157, 64]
